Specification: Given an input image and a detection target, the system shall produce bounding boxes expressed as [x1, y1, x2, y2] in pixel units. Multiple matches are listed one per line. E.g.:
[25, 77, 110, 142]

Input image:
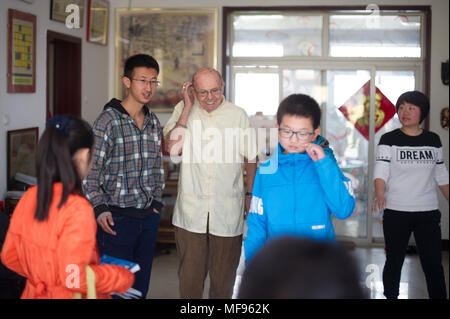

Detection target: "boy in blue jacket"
[244, 94, 355, 264]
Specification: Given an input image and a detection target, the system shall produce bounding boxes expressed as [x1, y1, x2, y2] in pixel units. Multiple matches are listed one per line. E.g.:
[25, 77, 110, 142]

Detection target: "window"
[329, 14, 422, 57]
[234, 68, 279, 116]
[232, 14, 323, 57]
[224, 6, 430, 243]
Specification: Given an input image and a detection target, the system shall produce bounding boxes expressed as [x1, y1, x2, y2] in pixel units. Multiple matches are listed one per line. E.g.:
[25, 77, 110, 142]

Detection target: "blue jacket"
[244, 137, 355, 264]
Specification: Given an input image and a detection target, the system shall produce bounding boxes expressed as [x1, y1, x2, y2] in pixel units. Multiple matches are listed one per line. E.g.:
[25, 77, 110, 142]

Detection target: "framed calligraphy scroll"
[115, 8, 218, 112]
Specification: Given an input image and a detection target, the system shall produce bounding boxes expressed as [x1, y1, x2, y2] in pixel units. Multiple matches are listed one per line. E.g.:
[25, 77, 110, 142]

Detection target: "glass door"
[282, 68, 416, 241]
[233, 65, 417, 243]
[325, 70, 371, 239]
[372, 70, 416, 241]
[279, 68, 372, 240]
[227, 8, 425, 245]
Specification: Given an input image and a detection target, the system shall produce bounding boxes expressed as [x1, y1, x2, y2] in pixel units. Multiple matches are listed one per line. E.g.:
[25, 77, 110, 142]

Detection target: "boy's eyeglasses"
[195, 87, 222, 98]
[132, 79, 161, 87]
[278, 128, 315, 140]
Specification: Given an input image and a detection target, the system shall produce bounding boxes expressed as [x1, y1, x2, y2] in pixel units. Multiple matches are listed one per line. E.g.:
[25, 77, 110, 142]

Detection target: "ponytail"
[35, 116, 93, 221]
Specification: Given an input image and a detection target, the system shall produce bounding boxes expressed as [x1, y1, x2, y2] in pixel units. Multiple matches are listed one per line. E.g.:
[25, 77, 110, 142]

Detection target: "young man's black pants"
[382, 209, 447, 299]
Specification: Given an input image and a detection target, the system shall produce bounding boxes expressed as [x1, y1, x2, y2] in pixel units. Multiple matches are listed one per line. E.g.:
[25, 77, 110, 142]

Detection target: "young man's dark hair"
[395, 90, 430, 124]
[123, 54, 160, 79]
[239, 236, 366, 299]
[276, 94, 321, 129]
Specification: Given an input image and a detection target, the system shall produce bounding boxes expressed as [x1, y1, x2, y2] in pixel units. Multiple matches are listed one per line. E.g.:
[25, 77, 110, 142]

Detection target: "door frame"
[46, 30, 82, 118]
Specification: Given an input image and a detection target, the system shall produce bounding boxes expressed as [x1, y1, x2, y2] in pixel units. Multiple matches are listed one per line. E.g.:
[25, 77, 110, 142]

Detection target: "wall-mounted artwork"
[87, 0, 109, 45]
[115, 8, 218, 112]
[7, 9, 36, 93]
[7, 127, 39, 190]
[50, 0, 84, 27]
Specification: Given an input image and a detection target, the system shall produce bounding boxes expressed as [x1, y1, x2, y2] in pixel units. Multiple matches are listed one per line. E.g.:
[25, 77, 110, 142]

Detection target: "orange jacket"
[1, 183, 134, 299]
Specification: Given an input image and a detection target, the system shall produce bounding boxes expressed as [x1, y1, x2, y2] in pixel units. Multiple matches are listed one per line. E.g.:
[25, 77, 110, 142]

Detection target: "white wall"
[0, 0, 109, 202]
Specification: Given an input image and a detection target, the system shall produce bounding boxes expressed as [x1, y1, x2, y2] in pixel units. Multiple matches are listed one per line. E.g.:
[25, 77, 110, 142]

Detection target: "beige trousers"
[174, 225, 242, 299]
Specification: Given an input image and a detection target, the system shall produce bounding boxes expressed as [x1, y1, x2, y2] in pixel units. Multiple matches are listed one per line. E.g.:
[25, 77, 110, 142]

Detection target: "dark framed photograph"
[7, 127, 39, 190]
[87, 0, 109, 45]
[7, 9, 36, 93]
[50, 0, 85, 27]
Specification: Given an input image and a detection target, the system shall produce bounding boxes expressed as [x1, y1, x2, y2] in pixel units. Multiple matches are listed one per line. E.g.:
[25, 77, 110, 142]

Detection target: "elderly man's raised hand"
[181, 82, 195, 109]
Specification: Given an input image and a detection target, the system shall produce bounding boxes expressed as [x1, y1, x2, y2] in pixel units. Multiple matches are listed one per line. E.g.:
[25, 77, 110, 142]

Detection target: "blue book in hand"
[100, 254, 141, 273]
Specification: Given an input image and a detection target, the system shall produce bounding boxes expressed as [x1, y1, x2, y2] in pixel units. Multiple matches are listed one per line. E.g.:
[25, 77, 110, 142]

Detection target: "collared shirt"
[163, 98, 257, 237]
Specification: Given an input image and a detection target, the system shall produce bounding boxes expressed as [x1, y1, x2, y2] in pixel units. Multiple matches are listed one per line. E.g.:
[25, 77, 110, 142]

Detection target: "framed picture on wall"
[115, 8, 218, 112]
[50, 0, 85, 27]
[87, 0, 109, 45]
[7, 127, 39, 190]
[7, 9, 36, 93]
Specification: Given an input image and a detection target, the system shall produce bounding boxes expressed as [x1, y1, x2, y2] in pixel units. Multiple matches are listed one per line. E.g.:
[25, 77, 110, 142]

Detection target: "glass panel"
[372, 70, 415, 238]
[234, 70, 279, 116]
[329, 15, 421, 57]
[374, 70, 415, 142]
[282, 69, 325, 104]
[325, 70, 371, 238]
[232, 14, 322, 57]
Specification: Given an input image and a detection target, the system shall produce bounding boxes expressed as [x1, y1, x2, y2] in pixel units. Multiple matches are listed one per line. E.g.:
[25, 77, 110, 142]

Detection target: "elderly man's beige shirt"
[163, 98, 257, 237]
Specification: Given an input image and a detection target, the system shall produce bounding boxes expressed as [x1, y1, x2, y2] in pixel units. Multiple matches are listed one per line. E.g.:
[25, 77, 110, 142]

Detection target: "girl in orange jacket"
[1, 116, 134, 299]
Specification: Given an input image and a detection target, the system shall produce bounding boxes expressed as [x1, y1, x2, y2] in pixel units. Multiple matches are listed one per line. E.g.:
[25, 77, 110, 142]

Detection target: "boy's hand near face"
[302, 143, 326, 162]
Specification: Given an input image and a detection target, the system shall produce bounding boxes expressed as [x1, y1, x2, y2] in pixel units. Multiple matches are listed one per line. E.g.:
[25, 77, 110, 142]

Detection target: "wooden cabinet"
[5, 198, 20, 217]
[4, 191, 25, 217]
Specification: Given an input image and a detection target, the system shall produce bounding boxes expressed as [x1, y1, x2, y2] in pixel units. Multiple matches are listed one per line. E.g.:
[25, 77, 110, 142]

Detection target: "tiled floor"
[148, 243, 449, 299]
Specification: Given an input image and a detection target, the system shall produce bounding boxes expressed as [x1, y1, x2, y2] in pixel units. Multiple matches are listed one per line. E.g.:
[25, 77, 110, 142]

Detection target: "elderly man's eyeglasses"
[195, 87, 222, 98]
[132, 78, 161, 87]
[278, 128, 315, 140]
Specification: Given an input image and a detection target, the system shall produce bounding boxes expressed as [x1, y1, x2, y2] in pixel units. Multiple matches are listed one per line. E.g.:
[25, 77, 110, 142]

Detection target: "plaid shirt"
[83, 99, 165, 218]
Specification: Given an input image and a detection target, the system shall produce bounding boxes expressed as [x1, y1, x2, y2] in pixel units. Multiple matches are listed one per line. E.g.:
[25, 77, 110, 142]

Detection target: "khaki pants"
[174, 226, 242, 299]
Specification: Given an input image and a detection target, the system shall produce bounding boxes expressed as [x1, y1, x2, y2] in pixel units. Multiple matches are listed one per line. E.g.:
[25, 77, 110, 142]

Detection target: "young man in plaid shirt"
[83, 54, 164, 298]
